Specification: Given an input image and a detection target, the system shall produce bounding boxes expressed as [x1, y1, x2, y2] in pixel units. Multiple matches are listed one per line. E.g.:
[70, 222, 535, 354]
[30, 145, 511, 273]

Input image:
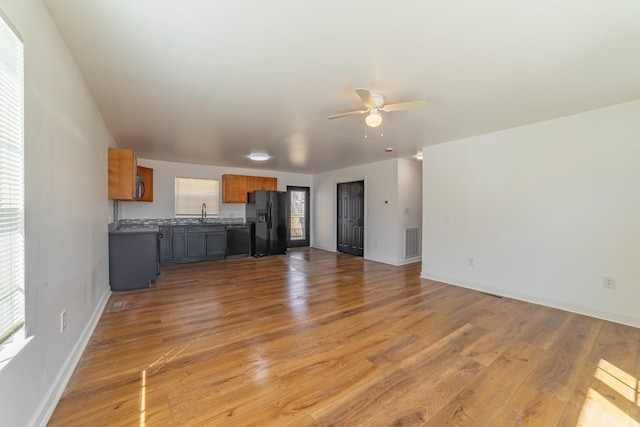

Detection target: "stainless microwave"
[135, 174, 146, 199]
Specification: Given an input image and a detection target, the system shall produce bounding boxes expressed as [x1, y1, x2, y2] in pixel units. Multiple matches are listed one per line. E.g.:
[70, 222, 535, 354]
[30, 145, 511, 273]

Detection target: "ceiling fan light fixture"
[365, 110, 382, 128]
[248, 153, 270, 161]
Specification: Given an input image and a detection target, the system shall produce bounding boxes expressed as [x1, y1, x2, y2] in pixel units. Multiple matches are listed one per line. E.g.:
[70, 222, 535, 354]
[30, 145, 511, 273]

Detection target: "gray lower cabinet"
[171, 227, 187, 260]
[159, 226, 172, 262]
[109, 230, 158, 291]
[187, 232, 207, 257]
[160, 225, 226, 265]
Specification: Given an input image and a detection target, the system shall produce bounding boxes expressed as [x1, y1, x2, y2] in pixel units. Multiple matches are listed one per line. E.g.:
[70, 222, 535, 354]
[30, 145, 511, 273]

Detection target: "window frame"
[174, 177, 220, 217]
[0, 7, 27, 365]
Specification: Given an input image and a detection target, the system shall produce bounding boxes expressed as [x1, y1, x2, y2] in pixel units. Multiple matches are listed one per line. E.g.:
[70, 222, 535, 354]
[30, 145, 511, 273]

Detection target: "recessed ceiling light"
[248, 153, 270, 161]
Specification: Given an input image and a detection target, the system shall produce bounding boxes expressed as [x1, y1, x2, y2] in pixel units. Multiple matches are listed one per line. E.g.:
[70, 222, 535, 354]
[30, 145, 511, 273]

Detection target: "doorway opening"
[287, 186, 310, 247]
[337, 180, 364, 257]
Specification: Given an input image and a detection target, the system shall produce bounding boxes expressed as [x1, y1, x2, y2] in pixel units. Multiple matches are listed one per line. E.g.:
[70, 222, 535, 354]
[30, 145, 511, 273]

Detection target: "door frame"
[286, 186, 310, 248]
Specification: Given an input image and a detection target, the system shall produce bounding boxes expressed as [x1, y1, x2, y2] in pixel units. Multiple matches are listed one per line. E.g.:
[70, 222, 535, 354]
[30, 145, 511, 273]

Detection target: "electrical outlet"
[602, 276, 616, 289]
[468, 257, 474, 266]
[60, 310, 67, 333]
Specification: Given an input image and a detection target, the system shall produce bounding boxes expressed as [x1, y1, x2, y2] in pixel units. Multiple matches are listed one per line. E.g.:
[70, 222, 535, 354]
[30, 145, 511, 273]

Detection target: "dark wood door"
[337, 180, 364, 256]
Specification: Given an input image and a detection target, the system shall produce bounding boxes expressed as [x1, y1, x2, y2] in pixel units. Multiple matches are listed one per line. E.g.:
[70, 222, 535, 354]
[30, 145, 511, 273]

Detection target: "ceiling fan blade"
[381, 100, 427, 112]
[328, 110, 368, 119]
[355, 88, 375, 106]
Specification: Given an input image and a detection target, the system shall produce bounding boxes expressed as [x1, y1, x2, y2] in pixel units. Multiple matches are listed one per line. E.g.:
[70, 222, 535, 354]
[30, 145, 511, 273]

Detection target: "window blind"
[175, 177, 220, 216]
[0, 13, 25, 344]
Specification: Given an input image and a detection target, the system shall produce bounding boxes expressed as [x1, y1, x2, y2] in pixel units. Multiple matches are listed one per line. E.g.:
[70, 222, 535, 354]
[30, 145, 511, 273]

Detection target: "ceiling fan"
[328, 88, 427, 128]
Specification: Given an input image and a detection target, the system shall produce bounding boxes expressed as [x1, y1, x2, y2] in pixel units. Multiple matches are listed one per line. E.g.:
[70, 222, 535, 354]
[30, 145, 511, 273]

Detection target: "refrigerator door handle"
[267, 202, 272, 229]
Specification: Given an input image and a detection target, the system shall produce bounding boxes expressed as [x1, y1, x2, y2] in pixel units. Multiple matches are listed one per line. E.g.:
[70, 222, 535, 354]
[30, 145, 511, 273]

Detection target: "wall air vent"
[405, 227, 420, 259]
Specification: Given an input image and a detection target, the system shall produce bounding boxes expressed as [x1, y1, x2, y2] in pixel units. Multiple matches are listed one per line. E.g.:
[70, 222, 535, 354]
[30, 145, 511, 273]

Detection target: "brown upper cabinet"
[246, 176, 277, 192]
[108, 147, 154, 201]
[222, 174, 277, 203]
[221, 174, 247, 203]
[108, 148, 136, 200]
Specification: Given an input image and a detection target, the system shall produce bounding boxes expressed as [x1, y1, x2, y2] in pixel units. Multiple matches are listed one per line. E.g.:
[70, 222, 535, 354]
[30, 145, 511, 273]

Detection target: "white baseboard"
[29, 289, 112, 427]
[397, 256, 421, 266]
[421, 272, 640, 329]
[308, 246, 421, 267]
[364, 255, 421, 267]
[310, 244, 336, 252]
[363, 255, 396, 266]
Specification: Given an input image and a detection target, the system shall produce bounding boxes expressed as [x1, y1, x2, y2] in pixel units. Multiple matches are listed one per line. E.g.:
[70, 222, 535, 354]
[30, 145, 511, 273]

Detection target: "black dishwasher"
[109, 226, 159, 291]
[226, 224, 251, 258]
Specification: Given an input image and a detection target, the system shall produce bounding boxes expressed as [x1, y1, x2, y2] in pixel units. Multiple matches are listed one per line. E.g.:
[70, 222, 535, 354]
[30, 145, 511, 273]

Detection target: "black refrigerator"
[246, 190, 287, 257]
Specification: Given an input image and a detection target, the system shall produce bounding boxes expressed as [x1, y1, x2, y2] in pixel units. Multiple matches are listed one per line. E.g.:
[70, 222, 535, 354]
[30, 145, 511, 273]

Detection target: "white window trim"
[174, 177, 220, 217]
[0, 8, 27, 371]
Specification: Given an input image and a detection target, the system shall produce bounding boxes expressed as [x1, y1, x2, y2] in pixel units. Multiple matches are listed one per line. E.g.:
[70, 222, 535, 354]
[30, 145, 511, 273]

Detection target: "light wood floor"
[49, 248, 640, 426]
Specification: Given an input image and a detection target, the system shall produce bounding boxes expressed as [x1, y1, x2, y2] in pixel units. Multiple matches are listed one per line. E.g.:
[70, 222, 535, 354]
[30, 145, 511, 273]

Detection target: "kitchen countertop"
[109, 218, 250, 232]
[109, 225, 160, 234]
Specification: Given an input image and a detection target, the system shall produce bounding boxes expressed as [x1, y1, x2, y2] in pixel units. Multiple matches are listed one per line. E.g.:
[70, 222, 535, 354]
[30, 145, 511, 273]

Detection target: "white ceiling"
[43, 1, 640, 174]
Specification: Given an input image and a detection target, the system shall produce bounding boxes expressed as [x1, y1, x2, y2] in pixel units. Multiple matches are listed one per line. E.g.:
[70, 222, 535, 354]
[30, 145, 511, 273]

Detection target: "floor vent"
[109, 300, 126, 312]
[405, 227, 420, 259]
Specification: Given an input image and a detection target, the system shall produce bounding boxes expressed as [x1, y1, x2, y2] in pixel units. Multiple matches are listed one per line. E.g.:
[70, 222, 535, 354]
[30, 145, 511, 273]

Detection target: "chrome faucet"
[201, 203, 207, 222]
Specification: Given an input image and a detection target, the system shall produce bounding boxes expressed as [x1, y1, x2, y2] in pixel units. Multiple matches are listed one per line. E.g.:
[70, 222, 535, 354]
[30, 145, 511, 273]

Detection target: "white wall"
[120, 159, 312, 220]
[421, 99, 640, 327]
[0, 1, 113, 426]
[397, 158, 423, 263]
[313, 158, 422, 266]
